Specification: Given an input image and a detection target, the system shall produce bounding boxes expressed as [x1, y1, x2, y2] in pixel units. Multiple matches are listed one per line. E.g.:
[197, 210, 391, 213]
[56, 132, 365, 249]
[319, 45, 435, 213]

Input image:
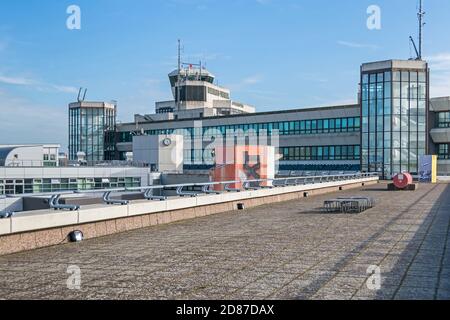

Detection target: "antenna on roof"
[77, 87, 88, 102]
[409, 36, 420, 60]
[177, 39, 182, 111]
[410, 0, 425, 60]
[418, 0, 425, 59]
[77, 88, 83, 102]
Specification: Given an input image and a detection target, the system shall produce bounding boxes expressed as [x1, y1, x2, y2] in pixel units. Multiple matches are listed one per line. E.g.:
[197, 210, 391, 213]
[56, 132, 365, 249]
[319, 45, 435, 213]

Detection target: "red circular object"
[393, 172, 413, 189]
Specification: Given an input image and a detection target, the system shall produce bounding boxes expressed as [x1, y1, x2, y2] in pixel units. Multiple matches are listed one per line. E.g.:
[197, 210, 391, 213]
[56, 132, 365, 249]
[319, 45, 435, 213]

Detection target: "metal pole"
[177, 39, 181, 111]
[418, 0, 425, 60]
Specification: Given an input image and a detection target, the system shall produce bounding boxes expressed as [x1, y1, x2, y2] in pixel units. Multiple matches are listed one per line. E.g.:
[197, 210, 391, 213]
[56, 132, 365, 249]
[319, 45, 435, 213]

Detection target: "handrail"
[0, 173, 379, 209]
[102, 191, 129, 206]
[225, 182, 241, 192]
[202, 185, 221, 195]
[0, 210, 14, 219]
[143, 188, 167, 201]
[49, 194, 80, 211]
[176, 185, 198, 198]
[243, 180, 261, 191]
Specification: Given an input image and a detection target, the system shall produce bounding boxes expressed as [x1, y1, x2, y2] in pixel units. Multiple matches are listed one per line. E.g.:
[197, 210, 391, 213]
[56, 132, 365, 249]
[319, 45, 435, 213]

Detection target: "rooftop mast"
[418, 0, 425, 59]
[410, 0, 425, 60]
[177, 39, 181, 111]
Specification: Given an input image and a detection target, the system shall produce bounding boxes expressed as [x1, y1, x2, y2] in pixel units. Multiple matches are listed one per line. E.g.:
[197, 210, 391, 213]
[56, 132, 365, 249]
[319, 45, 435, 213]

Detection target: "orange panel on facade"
[210, 145, 275, 190]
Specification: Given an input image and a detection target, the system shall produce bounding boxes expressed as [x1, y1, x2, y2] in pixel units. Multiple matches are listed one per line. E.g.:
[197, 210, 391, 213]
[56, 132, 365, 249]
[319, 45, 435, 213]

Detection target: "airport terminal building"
[102, 59, 450, 178]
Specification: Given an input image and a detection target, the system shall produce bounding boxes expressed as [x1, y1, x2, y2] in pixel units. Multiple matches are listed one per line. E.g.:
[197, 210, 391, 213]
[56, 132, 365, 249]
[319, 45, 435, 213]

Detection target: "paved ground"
[1, 182, 450, 300]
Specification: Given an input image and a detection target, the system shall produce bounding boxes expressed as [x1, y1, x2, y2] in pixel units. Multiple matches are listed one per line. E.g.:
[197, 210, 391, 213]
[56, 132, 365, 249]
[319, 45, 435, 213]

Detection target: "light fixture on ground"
[68, 230, 84, 242]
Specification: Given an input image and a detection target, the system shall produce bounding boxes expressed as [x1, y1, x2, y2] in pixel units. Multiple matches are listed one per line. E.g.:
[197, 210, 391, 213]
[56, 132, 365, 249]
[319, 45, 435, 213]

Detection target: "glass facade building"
[109, 59, 447, 176]
[69, 102, 117, 162]
[116, 116, 360, 168]
[0, 176, 140, 195]
[360, 60, 429, 178]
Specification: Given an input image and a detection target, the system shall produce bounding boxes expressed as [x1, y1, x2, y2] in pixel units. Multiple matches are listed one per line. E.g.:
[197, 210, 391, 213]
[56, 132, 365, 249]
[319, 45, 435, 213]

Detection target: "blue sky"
[1, 0, 450, 150]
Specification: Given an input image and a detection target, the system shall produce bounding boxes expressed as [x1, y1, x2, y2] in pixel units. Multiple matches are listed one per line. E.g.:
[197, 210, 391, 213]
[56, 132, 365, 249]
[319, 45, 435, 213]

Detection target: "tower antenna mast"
[409, 0, 425, 60]
[177, 39, 181, 111]
[418, 0, 425, 59]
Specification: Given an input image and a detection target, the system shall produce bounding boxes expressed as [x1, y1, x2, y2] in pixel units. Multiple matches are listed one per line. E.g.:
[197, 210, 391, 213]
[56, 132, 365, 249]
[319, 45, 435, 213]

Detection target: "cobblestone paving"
[1, 182, 450, 300]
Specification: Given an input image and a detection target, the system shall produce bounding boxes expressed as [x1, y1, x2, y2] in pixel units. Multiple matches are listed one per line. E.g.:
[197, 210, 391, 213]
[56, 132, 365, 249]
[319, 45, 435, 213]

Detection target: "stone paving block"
[401, 275, 439, 289]
[394, 286, 436, 300]
[1, 182, 449, 300]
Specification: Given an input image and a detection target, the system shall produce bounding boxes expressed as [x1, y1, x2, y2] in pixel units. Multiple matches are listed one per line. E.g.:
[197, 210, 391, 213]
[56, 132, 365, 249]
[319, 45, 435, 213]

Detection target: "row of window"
[362, 115, 427, 134]
[118, 117, 361, 143]
[208, 87, 230, 99]
[0, 177, 141, 195]
[362, 82, 427, 101]
[362, 71, 427, 85]
[362, 99, 427, 117]
[178, 145, 361, 163]
[280, 145, 361, 161]
[157, 107, 174, 114]
[438, 144, 450, 160]
[437, 112, 450, 128]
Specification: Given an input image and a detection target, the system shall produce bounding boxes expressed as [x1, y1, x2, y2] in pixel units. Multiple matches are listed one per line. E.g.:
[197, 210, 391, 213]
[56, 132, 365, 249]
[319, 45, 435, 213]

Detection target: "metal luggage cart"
[337, 196, 375, 211]
[324, 196, 375, 214]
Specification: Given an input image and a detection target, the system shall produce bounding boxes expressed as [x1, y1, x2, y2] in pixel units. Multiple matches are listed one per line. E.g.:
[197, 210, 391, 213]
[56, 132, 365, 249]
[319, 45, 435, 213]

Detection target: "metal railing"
[0, 172, 379, 215]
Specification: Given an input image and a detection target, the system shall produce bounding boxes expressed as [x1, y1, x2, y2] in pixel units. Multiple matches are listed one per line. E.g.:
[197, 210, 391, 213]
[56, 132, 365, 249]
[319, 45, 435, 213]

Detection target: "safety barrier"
[0, 173, 379, 217]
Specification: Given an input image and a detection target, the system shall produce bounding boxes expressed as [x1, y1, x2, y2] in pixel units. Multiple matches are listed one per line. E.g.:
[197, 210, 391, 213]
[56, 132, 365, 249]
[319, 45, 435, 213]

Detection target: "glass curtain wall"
[69, 105, 116, 161]
[361, 68, 427, 178]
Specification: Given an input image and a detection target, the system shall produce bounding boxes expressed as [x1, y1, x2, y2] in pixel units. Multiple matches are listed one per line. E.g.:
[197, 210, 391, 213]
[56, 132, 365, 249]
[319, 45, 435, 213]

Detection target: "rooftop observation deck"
[0, 181, 449, 300]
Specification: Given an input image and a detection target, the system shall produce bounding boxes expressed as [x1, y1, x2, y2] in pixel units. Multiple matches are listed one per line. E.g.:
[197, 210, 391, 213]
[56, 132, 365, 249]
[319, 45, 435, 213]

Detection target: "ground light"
[68, 230, 84, 242]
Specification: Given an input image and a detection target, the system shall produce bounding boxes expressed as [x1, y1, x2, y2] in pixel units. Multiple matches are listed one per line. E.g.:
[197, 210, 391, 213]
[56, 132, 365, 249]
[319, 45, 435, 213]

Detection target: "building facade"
[0, 144, 60, 167]
[68, 101, 117, 162]
[134, 65, 255, 123]
[68, 59, 449, 178]
[116, 104, 362, 173]
[360, 60, 429, 177]
[429, 96, 450, 175]
[0, 166, 156, 197]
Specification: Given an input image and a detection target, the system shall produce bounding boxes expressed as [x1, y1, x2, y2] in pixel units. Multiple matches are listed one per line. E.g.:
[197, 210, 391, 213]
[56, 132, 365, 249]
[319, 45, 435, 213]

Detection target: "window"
[279, 145, 360, 161]
[342, 118, 348, 131]
[438, 144, 449, 160]
[311, 120, 317, 133]
[336, 119, 342, 132]
[437, 112, 450, 128]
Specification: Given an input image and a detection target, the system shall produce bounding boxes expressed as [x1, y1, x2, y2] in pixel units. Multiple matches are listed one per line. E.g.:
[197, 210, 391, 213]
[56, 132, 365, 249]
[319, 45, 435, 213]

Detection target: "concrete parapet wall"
[0, 177, 378, 256]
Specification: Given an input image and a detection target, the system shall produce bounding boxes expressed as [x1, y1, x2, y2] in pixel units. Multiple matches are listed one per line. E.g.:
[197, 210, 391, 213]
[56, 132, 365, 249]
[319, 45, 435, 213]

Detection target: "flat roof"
[2, 181, 449, 299]
[361, 59, 428, 72]
[120, 103, 359, 127]
[69, 101, 117, 109]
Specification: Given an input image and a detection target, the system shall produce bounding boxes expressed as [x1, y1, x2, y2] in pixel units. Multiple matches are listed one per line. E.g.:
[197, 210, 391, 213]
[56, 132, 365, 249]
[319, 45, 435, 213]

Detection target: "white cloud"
[0, 91, 67, 146]
[337, 40, 379, 50]
[226, 74, 264, 92]
[427, 53, 450, 71]
[427, 53, 450, 97]
[0, 73, 77, 93]
[242, 74, 264, 85]
[0, 74, 34, 85]
[307, 98, 357, 108]
[48, 85, 79, 94]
